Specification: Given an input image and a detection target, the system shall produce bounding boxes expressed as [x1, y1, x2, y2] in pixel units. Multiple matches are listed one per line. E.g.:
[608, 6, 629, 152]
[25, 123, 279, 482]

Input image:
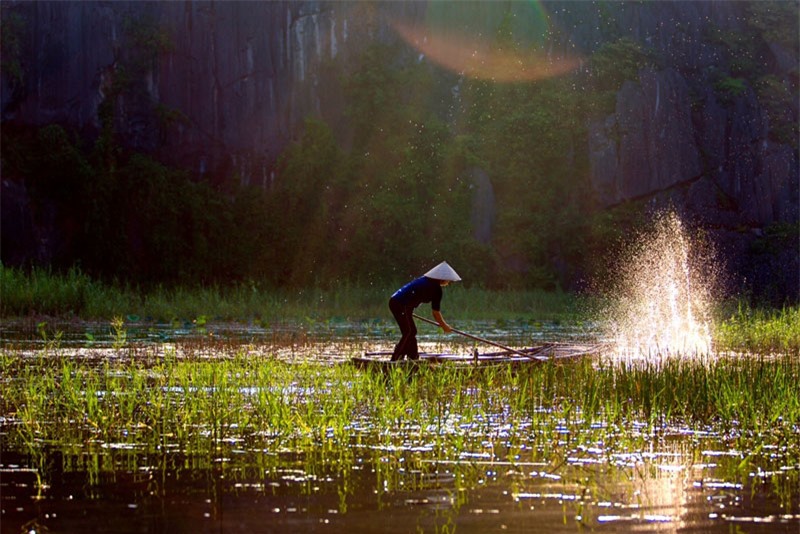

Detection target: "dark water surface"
[3, 439, 798, 533]
[0, 317, 599, 349]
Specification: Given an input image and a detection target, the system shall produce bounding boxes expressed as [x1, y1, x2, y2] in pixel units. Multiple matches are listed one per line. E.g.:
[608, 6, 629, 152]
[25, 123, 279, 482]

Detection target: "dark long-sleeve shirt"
[391, 276, 443, 311]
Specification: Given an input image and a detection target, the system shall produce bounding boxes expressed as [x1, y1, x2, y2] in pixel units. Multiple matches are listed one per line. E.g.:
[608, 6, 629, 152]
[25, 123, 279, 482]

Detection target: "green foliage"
[714, 76, 748, 103]
[121, 15, 174, 72]
[715, 302, 800, 354]
[337, 44, 484, 283]
[707, 27, 762, 79]
[0, 264, 134, 317]
[746, 1, 800, 51]
[748, 222, 800, 257]
[1, 14, 620, 293]
[30, 125, 95, 200]
[754, 75, 798, 144]
[154, 103, 190, 133]
[460, 74, 595, 288]
[0, 8, 25, 86]
[0, 263, 584, 321]
[344, 43, 409, 149]
[577, 37, 656, 116]
[582, 201, 649, 290]
[0, 121, 276, 286]
[705, 5, 798, 89]
[8, 6, 792, 302]
[588, 37, 652, 94]
[269, 118, 350, 286]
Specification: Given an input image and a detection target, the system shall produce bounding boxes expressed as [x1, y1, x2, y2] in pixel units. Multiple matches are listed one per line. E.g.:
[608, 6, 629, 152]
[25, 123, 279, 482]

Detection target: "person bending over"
[388, 261, 461, 361]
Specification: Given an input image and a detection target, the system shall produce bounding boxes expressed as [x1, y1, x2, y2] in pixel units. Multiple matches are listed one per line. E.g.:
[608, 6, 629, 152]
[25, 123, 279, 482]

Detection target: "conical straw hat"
[424, 261, 461, 282]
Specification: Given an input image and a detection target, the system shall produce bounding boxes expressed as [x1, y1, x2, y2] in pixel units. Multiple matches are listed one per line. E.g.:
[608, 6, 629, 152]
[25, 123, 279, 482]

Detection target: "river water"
[1, 319, 798, 533]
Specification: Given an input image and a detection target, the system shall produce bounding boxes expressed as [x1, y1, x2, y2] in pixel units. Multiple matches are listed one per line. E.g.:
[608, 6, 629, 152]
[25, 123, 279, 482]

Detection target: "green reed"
[0, 265, 133, 317]
[715, 301, 800, 354]
[3, 347, 798, 512]
[4, 352, 796, 453]
[1, 264, 581, 322]
[5, 265, 798, 357]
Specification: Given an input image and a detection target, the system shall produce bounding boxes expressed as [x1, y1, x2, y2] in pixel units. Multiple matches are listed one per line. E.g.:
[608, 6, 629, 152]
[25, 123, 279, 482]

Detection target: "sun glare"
[606, 211, 716, 360]
[391, 2, 581, 82]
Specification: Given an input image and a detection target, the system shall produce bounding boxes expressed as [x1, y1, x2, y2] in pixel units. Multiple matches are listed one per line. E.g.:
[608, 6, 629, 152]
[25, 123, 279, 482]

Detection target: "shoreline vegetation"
[0, 265, 584, 322]
[1, 265, 798, 354]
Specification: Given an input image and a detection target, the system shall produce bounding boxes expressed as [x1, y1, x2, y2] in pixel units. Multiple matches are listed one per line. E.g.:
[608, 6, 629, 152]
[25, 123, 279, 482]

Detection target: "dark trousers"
[389, 298, 418, 361]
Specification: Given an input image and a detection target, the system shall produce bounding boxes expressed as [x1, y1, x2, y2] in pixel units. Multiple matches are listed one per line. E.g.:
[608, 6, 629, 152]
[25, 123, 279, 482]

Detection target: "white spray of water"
[606, 211, 715, 360]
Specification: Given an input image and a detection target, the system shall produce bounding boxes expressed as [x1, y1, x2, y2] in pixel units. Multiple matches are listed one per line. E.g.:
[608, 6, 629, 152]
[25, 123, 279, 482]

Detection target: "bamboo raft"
[352, 343, 603, 370]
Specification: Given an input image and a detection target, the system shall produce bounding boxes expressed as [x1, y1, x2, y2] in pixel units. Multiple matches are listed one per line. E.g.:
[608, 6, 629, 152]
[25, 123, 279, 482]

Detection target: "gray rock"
[589, 68, 701, 204]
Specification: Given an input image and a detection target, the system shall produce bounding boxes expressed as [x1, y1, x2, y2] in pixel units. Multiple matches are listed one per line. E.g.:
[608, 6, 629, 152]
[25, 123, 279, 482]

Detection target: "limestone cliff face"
[4, 1, 794, 219]
[589, 69, 703, 205]
[1, 1, 420, 183]
[572, 0, 797, 299]
[589, 67, 798, 226]
[2, 1, 797, 296]
[580, 1, 798, 226]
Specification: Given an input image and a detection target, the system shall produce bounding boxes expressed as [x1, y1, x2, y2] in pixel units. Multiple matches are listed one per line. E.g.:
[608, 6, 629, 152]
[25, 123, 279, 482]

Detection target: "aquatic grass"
[6, 265, 797, 356]
[3, 348, 799, 521]
[1, 264, 583, 322]
[715, 302, 800, 354]
[3, 349, 799, 469]
[0, 264, 137, 318]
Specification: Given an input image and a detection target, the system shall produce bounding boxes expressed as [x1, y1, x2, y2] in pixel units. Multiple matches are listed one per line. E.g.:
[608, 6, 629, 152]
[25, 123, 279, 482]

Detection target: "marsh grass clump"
[715, 303, 800, 354]
[0, 265, 135, 317]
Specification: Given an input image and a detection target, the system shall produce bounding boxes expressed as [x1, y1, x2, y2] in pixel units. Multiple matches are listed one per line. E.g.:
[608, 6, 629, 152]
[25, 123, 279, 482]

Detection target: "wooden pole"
[412, 313, 548, 361]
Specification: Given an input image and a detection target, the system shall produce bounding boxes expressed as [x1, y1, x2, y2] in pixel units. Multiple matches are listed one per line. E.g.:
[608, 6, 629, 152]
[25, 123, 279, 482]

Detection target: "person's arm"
[432, 310, 452, 333]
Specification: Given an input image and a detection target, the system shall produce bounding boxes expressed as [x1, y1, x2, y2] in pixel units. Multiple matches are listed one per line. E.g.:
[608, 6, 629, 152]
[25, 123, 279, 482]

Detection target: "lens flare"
[605, 211, 716, 360]
[391, 1, 580, 82]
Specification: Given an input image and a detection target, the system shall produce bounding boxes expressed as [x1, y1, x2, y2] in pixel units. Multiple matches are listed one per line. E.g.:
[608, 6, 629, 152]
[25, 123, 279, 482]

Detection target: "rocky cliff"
[575, 1, 798, 300]
[2, 0, 797, 298]
[2, 1, 424, 183]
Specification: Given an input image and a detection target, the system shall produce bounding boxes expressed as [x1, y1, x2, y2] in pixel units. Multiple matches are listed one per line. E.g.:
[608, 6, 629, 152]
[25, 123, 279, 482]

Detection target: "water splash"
[605, 211, 715, 360]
